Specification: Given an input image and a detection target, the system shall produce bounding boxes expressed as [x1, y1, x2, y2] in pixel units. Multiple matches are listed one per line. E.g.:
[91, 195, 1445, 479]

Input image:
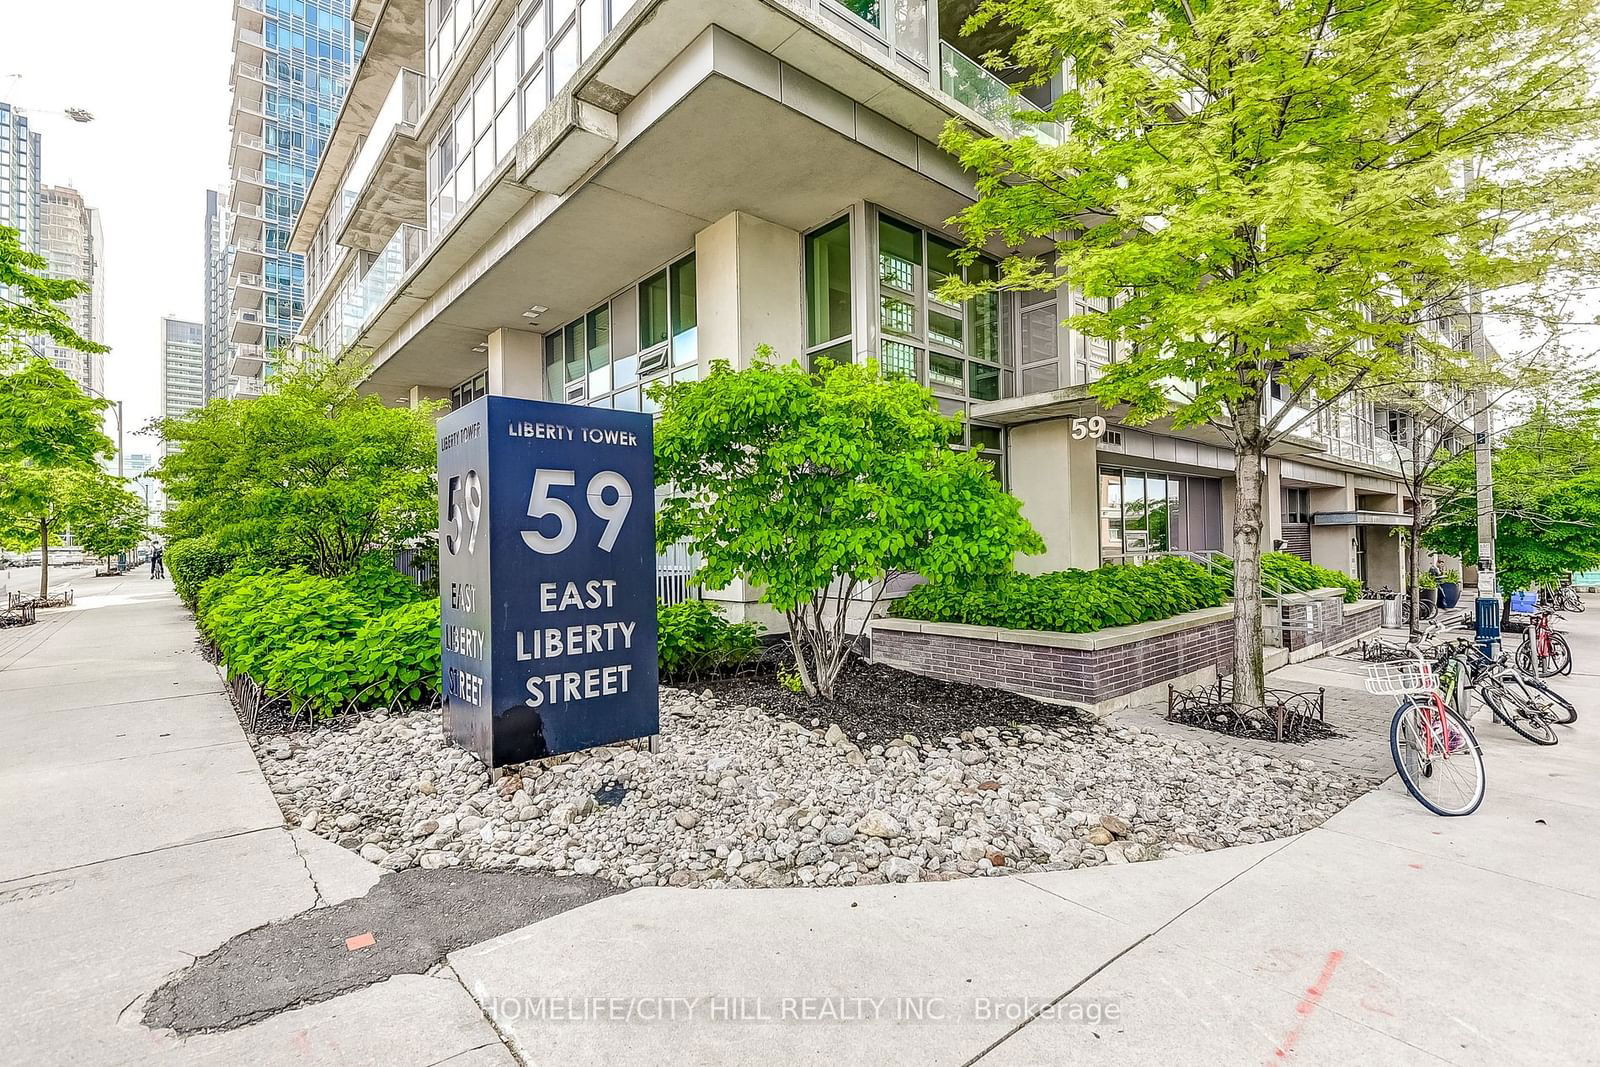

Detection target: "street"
[0, 579, 1596, 1064]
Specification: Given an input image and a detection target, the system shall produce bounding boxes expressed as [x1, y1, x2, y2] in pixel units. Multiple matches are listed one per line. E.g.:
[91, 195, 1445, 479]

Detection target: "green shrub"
[1260, 552, 1362, 603]
[657, 600, 763, 681]
[269, 601, 441, 716]
[1438, 567, 1461, 584]
[1416, 570, 1438, 590]
[166, 534, 239, 609]
[344, 551, 427, 611]
[200, 569, 370, 684]
[891, 555, 1231, 633]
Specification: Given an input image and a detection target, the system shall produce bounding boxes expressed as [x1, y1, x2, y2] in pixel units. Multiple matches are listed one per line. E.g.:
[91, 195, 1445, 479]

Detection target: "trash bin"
[1381, 598, 1404, 628]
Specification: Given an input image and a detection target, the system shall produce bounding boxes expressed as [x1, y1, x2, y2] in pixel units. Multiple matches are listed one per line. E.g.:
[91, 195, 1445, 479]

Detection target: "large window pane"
[550, 24, 578, 88]
[878, 216, 920, 291]
[639, 268, 669, 349]
[880, 294, 914, 337]
[968, 256, 1000, 365]
[928, 236, 960, 299]
[586, 305, 609, 371]
[1099, 470, 1123, 557]
[805, 216, 852, 347]
[929, 351, 963, 389]
[969, 359, 999, 400]
[670, 256, 697, 366]
[881, 339, 917, 378]
[895, 0, 929, 65]
[1146, 476, 1168, 551]
[838, 0, 882, 28]
[563, 319, 583, 382]
[1124, 473, 1147, 550]
[809, 340, 852, 371]
[929, 307, 963, 348]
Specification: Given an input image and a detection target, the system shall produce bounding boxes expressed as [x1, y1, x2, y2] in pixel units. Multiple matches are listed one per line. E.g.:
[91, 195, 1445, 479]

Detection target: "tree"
[941, 0, 1600, 706]
[156, 356, 441, 577]
[1426, 401, 1600, 594]
[73, 477, 147, 567]
[652, 356, 1043, 699]
[0, 357, 112, 471]
[0, 225, 108, 362]
[0, 466, 126, 599]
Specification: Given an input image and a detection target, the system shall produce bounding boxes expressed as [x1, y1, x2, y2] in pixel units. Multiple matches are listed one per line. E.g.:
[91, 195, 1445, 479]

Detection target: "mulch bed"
[700, 644, 1090, 744]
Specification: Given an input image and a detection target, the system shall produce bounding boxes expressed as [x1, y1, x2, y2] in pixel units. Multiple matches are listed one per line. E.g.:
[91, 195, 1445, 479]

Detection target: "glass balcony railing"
[939, 41, 1061, 144]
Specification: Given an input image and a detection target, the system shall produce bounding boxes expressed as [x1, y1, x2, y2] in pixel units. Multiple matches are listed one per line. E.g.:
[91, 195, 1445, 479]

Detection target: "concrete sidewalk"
[0, 574, 513, 1065]
[4, 577, 1597, 1065]
[447, 613, 1600, 1065]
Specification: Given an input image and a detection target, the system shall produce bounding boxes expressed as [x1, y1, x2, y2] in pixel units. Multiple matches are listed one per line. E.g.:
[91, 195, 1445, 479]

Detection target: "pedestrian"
[150, 543, 164, 580]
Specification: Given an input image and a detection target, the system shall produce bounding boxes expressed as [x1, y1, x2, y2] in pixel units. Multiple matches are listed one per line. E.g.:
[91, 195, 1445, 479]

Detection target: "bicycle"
[1366, 657, 1486, 817]
[1432, 637, 1562, 746]
[1546, 584, 1585, 614]
[1515, 609, 1572, 678]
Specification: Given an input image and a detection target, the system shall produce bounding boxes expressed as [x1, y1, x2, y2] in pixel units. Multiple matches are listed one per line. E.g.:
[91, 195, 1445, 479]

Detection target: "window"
[451, 370, 488, 409]
[546, 252, 696, 411]
[834, 0, 882, 29]
[805, 215, 853, 362]
[1100, 467, 1220, 561]
[1284, 488, 1311, 525]
[873, 211, 1002, 400]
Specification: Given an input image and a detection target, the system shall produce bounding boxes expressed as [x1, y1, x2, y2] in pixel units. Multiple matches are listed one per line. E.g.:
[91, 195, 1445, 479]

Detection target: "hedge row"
[891, 556, 1232, 634]
[1260, 552, 1362, 603]
[198, 555, 439, 718]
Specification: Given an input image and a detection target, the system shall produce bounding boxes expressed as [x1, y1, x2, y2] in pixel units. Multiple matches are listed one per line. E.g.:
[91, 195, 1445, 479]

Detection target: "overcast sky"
[2, 1, 231, 455]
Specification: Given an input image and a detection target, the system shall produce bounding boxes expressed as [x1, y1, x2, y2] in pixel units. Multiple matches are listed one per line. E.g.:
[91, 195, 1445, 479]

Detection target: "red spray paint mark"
[1269, 949, 1345, 1062]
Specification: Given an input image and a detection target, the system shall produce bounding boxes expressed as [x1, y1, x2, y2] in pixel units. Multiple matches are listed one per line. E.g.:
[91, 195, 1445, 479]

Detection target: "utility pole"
[1464, 157, 1499, 654]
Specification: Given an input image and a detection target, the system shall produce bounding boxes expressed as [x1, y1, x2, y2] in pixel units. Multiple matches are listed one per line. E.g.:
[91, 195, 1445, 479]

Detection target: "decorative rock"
[359, 844, 388, 863]
[1086, 827, 1114, 847]
[1100, 814, 1134, 837]
[674, 810, 701, 830]
[855, 810, 904, 839]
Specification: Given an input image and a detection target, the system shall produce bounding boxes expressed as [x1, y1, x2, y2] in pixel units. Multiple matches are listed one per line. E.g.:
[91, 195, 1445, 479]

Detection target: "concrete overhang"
[1313, 510, 1409, 527]
[973, 384, 1326, 458]
[335, 127, 428, 252]
[289, 0, 425, 254]
[357, 50, 1003, 405]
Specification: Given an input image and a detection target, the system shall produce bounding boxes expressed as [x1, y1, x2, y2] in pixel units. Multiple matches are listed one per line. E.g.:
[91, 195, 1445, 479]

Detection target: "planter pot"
[1419, 587, 1438, 613]
[1438, 581, 1461, 609]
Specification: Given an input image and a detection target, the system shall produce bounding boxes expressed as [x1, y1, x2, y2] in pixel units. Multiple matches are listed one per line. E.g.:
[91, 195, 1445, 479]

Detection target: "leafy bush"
[891, 556, 1231, 633]
[343, 551, 428, 611]
[657, 599, 763, 681]
[198, 564, 440, 717]
[1260, 552, 1361, 603]
[1415, 570, 1438, 590]
[167, 534, 240, 609]
[1438, 568, 1461, 584]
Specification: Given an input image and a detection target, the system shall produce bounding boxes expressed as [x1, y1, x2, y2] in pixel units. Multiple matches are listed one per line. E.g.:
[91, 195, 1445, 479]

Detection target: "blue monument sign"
[436, 395, 659, 766]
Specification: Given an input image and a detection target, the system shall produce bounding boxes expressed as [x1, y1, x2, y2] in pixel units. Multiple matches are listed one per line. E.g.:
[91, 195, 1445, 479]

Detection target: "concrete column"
[487, 327, 545, 399]
[1007, 418, 1101, 573]
[408, 384, 451, 415]
[693, 211, 804, 370]
[1309, 476, 1357, 576]
[1265, 459, 1284, 551]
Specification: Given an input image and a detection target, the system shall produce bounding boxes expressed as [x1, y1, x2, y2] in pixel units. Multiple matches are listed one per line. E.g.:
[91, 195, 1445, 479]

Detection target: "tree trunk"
[1232, 439, 1268, 709]
[38, 518, 50, 601]
[1407, 518, 1422, 637]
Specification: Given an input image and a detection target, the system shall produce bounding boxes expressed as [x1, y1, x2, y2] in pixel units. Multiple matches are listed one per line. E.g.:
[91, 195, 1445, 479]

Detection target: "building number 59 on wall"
[443, 467, 634, 558]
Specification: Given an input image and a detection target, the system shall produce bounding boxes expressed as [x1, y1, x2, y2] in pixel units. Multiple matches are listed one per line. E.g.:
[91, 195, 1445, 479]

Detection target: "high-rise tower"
[37, 185, 105, 393]
[226, 0, 355, 396]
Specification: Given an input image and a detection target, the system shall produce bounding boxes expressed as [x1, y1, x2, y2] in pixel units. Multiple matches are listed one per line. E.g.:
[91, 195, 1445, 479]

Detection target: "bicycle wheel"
[1389, 699, 1486, 816]
[1482, 683, 1559, 746]
[1522, 676, 1578, 726]
[1550, 633, 1573, 676]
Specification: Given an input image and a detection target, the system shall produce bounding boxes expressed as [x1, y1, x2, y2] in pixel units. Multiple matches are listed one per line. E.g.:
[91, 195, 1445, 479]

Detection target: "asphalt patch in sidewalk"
[142, 867, 617, 1034]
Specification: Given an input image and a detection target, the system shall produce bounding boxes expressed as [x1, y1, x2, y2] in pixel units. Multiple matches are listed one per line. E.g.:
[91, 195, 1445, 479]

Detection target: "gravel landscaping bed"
[254, 684, 1373, 890]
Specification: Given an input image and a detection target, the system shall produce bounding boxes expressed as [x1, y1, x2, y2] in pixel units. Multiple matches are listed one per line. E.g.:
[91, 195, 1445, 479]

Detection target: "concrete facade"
[286, 0, 1470, 614]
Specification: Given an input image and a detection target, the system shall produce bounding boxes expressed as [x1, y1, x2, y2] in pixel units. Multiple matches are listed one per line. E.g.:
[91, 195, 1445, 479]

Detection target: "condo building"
[227, 0, 358, 398]
[37, 185, 106, 395]
[290, 0, 1468, 622]
[204, 189, 232, 400]
[159, 317, 207, 428]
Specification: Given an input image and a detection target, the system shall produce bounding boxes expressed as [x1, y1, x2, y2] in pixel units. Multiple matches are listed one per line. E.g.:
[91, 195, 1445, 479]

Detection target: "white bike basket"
[1364, 660, 1437, 696]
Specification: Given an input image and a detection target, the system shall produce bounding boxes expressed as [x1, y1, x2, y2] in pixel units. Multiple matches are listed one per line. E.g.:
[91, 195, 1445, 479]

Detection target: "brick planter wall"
[1279, 591, 1382, 662]
[868, 606, 1235, 712]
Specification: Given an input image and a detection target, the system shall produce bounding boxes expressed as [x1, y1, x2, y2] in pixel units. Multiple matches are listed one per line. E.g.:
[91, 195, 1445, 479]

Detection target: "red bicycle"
[1516, 609, 1572, 678]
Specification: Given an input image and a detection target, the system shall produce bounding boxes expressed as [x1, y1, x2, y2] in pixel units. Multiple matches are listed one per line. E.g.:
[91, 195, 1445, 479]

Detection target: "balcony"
[335, 69, 427, 252]
[233, 272, 266, 308]
[938, 42, 1061, 144]
[232, 96, 266, 136]
[231, 132, 265, 170]
[232, 168, 266, 206]
[232, 343, 267, 377]
[231, 375, 265, 398]
[231, 239, 266, 275]
[230, 308, 265, 344]
[230, 202, 265, 244]
[231, 62, 266, 105]
[234, 0, 265, 32]
[235, 27, 266, 63]
[352, 225, 426, 345]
